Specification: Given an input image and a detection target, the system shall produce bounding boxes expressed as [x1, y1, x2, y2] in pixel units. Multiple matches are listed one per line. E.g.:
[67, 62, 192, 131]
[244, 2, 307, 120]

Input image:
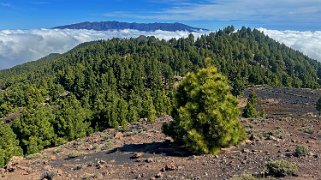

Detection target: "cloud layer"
[0, 29, 209, 69]
[259, 28, 321, 61]
[0, 28, 321, 70]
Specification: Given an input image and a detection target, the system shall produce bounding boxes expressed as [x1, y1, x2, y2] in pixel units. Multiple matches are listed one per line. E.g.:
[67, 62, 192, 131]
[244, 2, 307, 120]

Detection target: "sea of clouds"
[0, 28, 321, 69]
[0, 29, 210, 69]
[259, 28, 321, 62]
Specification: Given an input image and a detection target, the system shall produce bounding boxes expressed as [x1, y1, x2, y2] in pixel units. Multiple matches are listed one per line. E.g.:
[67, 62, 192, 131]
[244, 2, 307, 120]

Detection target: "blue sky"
[0, 0, 321, 30]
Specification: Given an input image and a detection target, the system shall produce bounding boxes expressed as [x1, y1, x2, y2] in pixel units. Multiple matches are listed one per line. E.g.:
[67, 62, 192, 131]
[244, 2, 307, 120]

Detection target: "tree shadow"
[107, 140, 193, 157]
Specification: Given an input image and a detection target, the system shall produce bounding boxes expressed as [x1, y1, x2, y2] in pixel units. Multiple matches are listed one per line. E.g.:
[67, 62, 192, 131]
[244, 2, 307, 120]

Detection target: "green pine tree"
[0, 121, 23, 167]
[12, 104, 56, 155]
[243, 91, 258, 118]
[53, 95, 91, 142]
[163, 66, 247, 154]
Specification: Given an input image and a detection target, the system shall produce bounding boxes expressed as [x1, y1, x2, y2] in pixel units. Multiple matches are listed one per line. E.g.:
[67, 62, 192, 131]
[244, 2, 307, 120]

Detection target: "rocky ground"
[1, 86, 321, 180]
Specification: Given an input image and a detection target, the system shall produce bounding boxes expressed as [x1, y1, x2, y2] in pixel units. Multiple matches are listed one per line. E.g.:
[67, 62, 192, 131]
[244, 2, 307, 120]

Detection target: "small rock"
[268, 135, 279, 141]
[136, 174, 142, 179]
[87, 162, 94, 167]
[84, 145, 95, 151]
[165, 163, 177, 171]
[0, 168, 5, 175]
[249, 133, 255, 140]
[114, 132, 124, 139]
[155, 172, 163, 178]
[43, 160, 49, 165]
[101, 170, 109, 176]
[56, 169, 63, 176]
[108, 160, 115, 164]
[242, 149, 251, 153]
[145, 158, 154, 163]
[131, 152, 144, 159]
[188, 155, 197, 160]
[96, 164, 103, 169]
[49, 155, 57, 161]
[98, 160, 107, 165]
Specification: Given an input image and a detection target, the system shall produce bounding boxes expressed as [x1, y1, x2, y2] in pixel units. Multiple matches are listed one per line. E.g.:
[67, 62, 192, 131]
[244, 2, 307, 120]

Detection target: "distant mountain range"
[53, 21, 207, 32]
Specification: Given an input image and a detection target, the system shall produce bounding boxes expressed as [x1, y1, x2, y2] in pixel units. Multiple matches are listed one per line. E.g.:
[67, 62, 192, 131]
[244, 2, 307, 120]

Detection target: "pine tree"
[12, 104, 55, 155]
[142, 90, 157, 122]
[243, 91, 258, 118]
[0, 121, 23, 167]
[163, 66, 247, 154]
[53, 95, 91, 142]
[117, 98, 129, 129]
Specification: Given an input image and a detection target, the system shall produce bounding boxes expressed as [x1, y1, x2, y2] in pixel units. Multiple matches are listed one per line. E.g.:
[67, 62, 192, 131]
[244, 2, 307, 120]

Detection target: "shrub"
[300, 127, 314, 134]
[163, 66, 247, 154]
[25, 153, 43, 160]
[265, 128, 287, 139]
[67, 151, 84, 159]
[266, 160, 298, 177]
[294, 145, 309, 157]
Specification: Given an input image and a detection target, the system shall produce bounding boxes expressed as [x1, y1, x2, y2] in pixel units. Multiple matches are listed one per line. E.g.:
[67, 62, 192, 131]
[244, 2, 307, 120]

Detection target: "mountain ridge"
[53, 21, 207, 32]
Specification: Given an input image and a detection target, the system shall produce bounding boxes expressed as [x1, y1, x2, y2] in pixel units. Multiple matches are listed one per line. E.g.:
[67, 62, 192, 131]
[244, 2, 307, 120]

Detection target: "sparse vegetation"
[25, 153, 43, 160]
[300, 126, 314, 134]
[266, 160, 298, 177]
[163, 66, 247, 154]
[264, 128, 288, 139]
[68, 151, 84, 159]
[294, 145, 309, 157]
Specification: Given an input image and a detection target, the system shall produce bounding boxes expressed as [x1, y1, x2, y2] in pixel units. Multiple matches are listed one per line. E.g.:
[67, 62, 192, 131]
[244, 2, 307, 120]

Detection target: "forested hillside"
[0, 26, 321, 166]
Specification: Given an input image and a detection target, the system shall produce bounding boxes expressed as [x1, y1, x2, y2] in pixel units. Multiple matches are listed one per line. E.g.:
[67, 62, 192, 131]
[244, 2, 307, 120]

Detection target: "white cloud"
[259, 28, 321, 61]
[0, 29, 210, 69]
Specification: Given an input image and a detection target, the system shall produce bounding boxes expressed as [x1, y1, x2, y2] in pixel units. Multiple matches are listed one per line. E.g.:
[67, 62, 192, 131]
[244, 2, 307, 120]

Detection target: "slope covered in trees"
[0, 26, 321, 165]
